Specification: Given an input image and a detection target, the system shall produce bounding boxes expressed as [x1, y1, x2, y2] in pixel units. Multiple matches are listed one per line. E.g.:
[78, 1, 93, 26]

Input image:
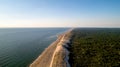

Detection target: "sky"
[0, 0, 120, 28]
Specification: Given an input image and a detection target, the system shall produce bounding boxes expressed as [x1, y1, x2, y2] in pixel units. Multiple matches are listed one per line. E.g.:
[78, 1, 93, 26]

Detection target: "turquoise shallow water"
[0, 28, 68, 67]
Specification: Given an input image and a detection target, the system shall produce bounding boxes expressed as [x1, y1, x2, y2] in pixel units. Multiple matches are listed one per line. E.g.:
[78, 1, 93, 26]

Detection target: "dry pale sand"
[50, 30, 72, 67]
[29, 29, 73, 67]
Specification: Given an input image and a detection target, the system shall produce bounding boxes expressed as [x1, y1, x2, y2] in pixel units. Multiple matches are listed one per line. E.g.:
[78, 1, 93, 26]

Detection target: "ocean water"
[0, 28, 68, 67]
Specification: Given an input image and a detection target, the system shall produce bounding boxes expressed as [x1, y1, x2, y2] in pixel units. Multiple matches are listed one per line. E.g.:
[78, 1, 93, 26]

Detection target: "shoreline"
[29, 29, 73, 67]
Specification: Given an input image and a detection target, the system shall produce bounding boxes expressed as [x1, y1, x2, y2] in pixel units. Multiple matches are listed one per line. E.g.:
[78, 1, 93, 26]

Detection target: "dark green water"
[0, 28, 68, 67]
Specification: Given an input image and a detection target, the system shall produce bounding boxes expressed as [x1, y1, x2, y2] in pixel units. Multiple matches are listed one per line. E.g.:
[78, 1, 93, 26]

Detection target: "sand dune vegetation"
[69, 28, 120, 67]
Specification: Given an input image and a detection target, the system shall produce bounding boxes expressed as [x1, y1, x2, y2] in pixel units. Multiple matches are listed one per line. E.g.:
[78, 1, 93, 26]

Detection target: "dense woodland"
[69, 28, 120, 67]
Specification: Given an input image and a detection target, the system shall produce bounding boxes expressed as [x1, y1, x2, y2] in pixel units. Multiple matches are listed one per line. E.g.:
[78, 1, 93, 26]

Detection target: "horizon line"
[0, 27, 119, 28]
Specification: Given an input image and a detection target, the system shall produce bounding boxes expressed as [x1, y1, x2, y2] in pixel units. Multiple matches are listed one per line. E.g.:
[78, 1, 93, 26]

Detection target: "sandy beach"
[29, 29, 73, 67]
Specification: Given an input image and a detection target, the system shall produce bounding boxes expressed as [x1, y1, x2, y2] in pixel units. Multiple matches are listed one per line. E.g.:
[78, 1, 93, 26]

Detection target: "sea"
[0, 28, 68, 67]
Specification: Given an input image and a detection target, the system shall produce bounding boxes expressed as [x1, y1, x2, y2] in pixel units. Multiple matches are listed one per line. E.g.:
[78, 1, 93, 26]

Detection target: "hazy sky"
[0, 0, 120, 27]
